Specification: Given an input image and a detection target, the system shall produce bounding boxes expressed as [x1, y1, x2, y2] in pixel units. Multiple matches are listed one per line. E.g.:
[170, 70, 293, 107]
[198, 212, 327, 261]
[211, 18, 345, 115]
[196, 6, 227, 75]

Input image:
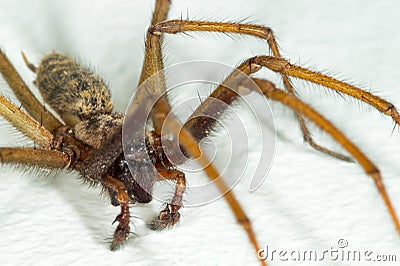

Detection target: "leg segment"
[179, 51, 400, 234]
[138, 0, 170, 86]
[239, 77, 400, 235]
[250, 56, 400, 124]
[0, 49, 63, 132]
[136, 0, 171, 134]
[102, 175, 131, 250]
[0, 147, 70, 169]
[149, 97, 267, 266]
[143, 12, 266, 264]
[149, 19, 348, 160]
[185, 54, 399, 160]
[0, 94, 53, 148]
[297, 116, 353, 162]
[149, 169, 186, 230]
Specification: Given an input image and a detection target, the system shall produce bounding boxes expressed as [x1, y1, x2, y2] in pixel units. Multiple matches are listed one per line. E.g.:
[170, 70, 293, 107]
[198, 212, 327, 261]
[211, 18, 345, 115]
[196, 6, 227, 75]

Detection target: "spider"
[0, 0, 400, 266]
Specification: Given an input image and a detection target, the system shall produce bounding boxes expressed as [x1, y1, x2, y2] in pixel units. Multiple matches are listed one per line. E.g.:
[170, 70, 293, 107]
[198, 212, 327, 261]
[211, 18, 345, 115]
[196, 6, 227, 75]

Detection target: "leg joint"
[149, 20, 181, 35]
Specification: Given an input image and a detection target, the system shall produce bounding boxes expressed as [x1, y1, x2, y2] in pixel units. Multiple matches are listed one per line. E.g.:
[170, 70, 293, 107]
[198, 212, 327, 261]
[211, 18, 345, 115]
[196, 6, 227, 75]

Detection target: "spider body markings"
[0, 1, 400, 265]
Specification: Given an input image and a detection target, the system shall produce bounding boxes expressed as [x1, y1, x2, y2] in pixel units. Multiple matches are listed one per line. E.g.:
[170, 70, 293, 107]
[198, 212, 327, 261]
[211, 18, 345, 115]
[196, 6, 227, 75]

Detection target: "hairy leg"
[102, 175, 131, 250]
[135, 0, 171, 134]
[0, 147, 70, 168]
[238, 77, 400, 235]
[181, 58, 400, 234]
[0, 49, 63, 132]
[0, 94, 53, 148]
[150, 169, 186, 230]
[149, 19, 352, 160]
[251, 56, 400, 125]
[139, 7, 265, 264]
[183, 54, 398, 160]
[147, 96, 267, 266]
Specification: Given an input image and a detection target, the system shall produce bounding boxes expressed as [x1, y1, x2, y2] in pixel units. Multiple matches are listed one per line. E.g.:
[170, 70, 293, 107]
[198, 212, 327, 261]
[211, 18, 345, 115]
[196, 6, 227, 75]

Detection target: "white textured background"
[1, 0, 400, 265]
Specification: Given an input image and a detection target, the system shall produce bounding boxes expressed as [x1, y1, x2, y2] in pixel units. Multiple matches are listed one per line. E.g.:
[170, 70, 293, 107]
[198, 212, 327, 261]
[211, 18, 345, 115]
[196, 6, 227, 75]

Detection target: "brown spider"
[3, 0, 400, 264]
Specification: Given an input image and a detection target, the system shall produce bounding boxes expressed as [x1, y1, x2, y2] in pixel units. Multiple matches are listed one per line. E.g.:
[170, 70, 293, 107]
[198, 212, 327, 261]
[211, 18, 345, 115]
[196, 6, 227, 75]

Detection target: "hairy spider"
[0, 0, 400, 266]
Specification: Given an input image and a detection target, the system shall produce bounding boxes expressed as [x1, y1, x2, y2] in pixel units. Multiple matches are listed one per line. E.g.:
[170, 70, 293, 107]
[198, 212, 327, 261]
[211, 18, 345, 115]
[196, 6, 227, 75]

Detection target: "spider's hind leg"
[239, 77, 400, 235]
[0, 50, 63, 132]
[297, 114, 354, 162]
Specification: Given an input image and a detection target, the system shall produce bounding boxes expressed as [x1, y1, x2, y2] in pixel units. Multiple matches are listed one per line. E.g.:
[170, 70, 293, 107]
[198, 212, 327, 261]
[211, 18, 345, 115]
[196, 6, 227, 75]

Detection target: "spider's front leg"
[102, 175, 131, 250]
[150, 97, 264, 265]
[78, 126, 134, 250]
[181, 57, 400, 235]
[138, 3, 266, 263]
[149, 169, 186, 230]
[149, 19, 353, 161]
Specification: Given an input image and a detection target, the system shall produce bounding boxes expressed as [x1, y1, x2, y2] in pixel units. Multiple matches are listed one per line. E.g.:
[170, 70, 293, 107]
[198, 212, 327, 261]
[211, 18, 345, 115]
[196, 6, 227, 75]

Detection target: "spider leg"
[77, 125, 135, 250]
[148, 97, 267, 266]
[0, 147, 70, 168]
[149, 19, 352, 161]
[183, 59, 260, 141]
[102, 175, 131, 251]
[238, 77, 400, 236]
[0, 94, 53, 148]
[149, 169, 186, 230]
[138, 0, 170, 86]
[181, 57, 400, 234]
[0, 49, 63, 132]
[136, 0, 171, 135]
[250, 56, 400, 125]
[141, 6, 266, 264]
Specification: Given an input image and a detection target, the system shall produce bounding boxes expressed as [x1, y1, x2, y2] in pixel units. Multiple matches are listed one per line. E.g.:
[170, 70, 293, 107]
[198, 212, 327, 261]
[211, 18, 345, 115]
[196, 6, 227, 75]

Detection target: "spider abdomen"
[35, 53, 113, 127]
